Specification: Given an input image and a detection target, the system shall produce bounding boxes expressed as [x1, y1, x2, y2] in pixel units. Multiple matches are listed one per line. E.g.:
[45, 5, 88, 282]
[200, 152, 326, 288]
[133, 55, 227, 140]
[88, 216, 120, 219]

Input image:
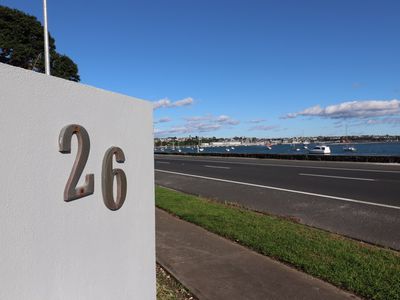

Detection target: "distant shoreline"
[327, 141, 400, 145]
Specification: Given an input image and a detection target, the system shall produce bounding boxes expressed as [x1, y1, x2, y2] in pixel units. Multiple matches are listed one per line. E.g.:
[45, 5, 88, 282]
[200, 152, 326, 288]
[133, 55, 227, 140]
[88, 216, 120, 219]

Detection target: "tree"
[0, 5, 80, 81]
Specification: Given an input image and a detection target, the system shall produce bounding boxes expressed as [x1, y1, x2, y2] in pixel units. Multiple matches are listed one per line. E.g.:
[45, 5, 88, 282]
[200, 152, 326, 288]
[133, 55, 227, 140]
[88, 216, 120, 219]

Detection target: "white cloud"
[248, 118, 266, 124]
[154, 123, 222, 137]
[284, 99, 400, 119]
[185, 114, 240, 126]
[153, 97, 194, 110]
[216, 115, 230, 122]
[216, 115, 240, 125]
[249, 125, 279, 131]
[172, 97, 194, 107]
[184, 115, 213, 122]
[192, 123, 222, 132]
[352, 82, 363, 89]
[154, 127, 190, 136]
[365, 118, 400, 126]
[153, 98, 170, 109]
[154, 117, 172, 124]
[154, 114, 239, 137]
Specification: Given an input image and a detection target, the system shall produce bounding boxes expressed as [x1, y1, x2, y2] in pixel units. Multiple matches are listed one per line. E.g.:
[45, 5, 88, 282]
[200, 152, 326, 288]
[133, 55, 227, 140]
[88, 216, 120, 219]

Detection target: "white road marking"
[204, 165, 231, 170]
[155, 169, 400, 210]
[299, 173, 376, 182]
[154, 157, 400, 174]
[156, 161, 170, 164]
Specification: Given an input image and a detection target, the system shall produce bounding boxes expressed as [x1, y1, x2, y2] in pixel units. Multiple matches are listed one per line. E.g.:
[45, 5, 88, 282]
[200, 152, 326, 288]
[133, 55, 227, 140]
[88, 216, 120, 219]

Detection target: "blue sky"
[2, 0, 400, 137]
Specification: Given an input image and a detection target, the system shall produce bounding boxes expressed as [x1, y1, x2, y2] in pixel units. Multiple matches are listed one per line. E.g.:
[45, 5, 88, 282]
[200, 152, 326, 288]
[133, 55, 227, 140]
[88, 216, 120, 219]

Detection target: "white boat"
[225, 148, 230, 152]
[343, 146, 356, 152]
[309, 145, 331, 154]
[342, 125, 356, 152]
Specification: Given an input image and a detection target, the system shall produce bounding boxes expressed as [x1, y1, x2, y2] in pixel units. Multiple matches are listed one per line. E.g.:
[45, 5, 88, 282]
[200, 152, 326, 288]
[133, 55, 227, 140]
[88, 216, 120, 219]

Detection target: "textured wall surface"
[0, 63, 155, 299]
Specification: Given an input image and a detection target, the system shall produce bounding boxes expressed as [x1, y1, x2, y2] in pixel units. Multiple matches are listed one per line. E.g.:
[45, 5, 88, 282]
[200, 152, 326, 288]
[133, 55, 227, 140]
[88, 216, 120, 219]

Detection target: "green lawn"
[156, 186, 400, 300]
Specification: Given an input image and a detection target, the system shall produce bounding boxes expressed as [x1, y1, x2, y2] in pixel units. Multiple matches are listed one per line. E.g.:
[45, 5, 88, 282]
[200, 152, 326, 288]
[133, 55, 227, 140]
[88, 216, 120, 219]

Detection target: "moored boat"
[309, 145, 331, 154]
[343, 146, 357, 152]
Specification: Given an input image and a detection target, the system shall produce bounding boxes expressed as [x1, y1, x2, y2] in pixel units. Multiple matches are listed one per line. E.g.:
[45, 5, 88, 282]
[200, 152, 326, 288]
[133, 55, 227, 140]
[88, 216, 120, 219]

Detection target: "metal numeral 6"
[59, 124, 127, 211]
[102, 147, 127, 211]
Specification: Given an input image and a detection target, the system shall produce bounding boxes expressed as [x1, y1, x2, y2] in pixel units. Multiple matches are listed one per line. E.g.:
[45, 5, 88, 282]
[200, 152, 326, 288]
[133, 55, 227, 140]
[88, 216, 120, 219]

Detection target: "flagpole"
[43, 0, 50, 75]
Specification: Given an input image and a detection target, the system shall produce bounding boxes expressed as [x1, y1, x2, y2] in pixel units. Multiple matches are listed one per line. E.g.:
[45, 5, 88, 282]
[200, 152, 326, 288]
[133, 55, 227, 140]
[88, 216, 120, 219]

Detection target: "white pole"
[43, 0, 50, 75]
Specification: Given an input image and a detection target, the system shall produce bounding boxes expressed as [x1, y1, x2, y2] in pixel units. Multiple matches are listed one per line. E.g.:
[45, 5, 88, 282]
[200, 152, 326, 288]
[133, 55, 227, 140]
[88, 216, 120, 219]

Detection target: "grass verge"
[156, 263, 196, 300]
[155, 186, 400, 300]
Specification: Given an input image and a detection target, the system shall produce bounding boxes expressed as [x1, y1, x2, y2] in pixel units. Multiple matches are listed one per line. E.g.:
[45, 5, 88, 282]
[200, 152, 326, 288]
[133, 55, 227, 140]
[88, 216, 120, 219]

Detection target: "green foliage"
[0, 5, 80, 81]
[156, 186, 400, 300]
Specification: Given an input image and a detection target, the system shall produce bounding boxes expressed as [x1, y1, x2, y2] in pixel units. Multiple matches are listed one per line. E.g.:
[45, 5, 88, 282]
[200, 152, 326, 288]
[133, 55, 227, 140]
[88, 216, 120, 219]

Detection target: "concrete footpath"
[156, 208, 358, 300]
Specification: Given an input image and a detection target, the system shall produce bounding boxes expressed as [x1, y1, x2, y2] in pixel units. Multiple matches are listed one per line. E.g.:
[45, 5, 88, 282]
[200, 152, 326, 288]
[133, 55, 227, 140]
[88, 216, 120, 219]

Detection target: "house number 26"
[58, 124, 127, 211]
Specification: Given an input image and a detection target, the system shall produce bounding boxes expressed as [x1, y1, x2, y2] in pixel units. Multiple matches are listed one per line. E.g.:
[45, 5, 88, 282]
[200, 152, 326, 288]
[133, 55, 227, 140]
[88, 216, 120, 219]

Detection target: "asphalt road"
[155, 154, 400, 250]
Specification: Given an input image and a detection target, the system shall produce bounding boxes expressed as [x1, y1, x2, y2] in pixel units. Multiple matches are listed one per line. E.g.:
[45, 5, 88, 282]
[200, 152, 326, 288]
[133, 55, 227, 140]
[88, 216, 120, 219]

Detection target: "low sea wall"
[154, 151, 400, 163]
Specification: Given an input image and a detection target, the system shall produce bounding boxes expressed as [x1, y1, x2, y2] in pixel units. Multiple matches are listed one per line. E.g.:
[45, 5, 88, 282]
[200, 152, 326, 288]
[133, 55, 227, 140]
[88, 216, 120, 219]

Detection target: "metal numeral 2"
[59, 124, 94, 201]
[58, 124, 127, 211]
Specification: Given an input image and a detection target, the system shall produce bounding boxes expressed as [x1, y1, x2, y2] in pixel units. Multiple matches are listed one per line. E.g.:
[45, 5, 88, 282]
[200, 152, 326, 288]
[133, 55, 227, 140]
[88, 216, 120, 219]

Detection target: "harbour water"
[155, 142, 400, 156]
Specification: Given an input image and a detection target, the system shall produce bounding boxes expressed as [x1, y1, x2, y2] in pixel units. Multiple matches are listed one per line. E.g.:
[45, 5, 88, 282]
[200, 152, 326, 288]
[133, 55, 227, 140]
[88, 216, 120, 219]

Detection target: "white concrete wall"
[0, 63, 155, 299]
